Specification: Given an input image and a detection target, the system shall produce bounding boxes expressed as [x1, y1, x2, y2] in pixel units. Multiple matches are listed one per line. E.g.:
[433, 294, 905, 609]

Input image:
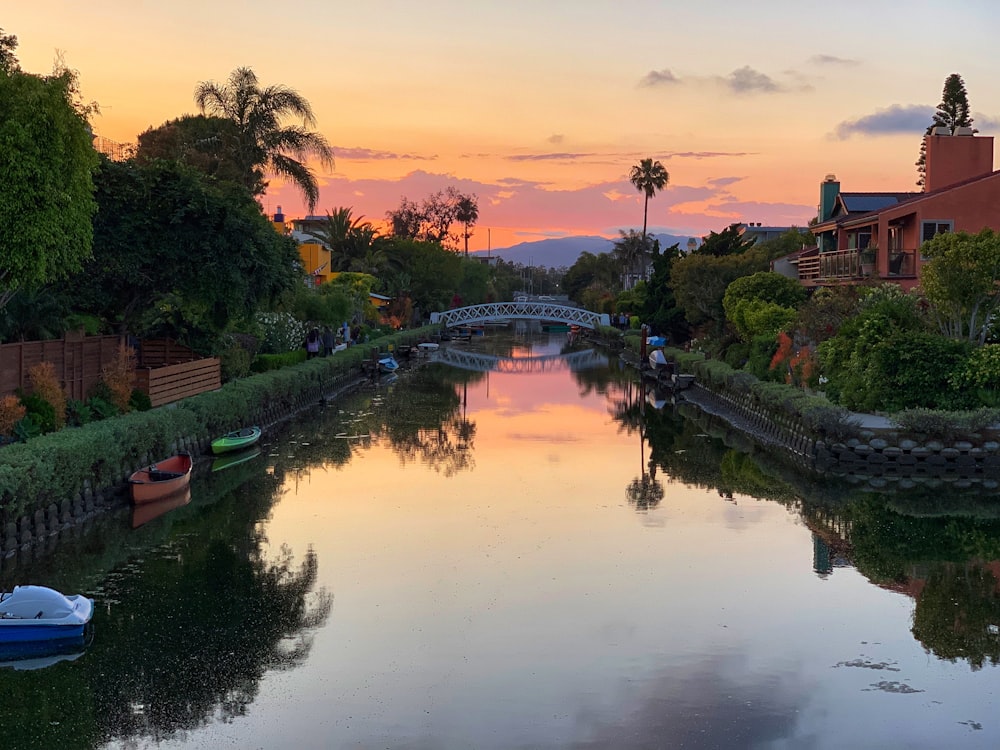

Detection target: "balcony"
[798, 248, 918, 285]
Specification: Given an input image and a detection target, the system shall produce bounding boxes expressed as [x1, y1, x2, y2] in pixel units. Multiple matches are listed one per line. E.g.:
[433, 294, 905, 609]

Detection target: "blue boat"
[378, 354, 400, 373]
[0, 586, 94, 642]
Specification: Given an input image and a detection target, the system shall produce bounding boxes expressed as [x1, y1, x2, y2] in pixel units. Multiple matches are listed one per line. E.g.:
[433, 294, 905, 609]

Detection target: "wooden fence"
[134, 357, 221, 408]
[0, 334, 124, 401]
[1, 335, 220, 407]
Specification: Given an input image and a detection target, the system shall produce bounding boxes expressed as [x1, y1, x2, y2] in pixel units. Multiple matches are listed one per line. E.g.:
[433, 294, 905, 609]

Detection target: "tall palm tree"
[455, 195, 479, 257]
[194, 67, 334, 212]
[629, 158, 669, 242]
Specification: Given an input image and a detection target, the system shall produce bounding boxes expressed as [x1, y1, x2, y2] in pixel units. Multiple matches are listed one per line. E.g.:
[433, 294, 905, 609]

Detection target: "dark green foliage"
[13, 415, 41, 442]
[639, 242, 688, 342]
[66, 399, 93, 427]
[19, 392, 56, 433]
[0, 64, 98, 301]
[66, 158, 301, 345]
[129, 389, 153, 412]
[744, 335, 781, 381]
[87, 395, 120, 421]
[847, 331, 971, 412]
[251, 350, 308, 372]
[890, 407, 1000, 440]
[693, 223, 758, 257]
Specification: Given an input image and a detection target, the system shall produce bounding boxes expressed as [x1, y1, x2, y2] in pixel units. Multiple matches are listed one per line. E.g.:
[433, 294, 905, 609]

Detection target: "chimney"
[818, 174, 839, 223]
[924, 130, 994, 192]
[273, 205, 285, 223]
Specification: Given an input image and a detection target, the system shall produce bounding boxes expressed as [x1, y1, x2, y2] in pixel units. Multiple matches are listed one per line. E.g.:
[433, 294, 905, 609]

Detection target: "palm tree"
[455, 195, 479, 257]
[305, 207, 375, 270]
[194, 67, 334, 212]
[629, 158, 669, 242]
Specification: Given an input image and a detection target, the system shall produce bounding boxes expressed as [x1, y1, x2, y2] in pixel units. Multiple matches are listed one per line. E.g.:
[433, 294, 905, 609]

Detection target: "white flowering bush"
[255, 312, 308, 354]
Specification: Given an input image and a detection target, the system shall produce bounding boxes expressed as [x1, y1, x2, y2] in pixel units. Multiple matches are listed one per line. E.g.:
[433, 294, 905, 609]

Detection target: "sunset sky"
[9, 1, 1000, 252]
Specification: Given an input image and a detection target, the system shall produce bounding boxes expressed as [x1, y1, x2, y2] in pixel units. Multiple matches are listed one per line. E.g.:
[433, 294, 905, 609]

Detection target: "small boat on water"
[211, 426, 262, 455]
[128, 452, 192, 505]
[0, 586, 94, 643]
[378, 355, 400, 373]
[649, 349, 670, 371]
[417, 342, 440, 353]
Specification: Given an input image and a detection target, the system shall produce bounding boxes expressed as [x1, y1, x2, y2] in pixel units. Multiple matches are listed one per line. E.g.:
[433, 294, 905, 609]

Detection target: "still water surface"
[2, 332, 999, 749]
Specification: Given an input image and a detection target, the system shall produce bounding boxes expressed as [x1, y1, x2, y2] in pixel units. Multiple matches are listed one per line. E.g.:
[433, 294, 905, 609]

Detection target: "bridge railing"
[430, 302, 610, 330]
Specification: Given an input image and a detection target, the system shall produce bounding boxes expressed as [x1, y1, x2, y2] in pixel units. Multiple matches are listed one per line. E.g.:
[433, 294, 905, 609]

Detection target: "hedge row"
[0, 326, 437, 523]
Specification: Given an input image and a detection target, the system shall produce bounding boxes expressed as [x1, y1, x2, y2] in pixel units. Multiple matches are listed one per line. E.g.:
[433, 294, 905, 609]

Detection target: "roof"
[839, 193, 916, 213]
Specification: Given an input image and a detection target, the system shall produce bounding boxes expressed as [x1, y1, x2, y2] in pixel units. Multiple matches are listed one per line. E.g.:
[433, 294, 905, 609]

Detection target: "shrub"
[28, 361, 67, 429]
[256, 311, 308, 354]
[0, 395, 26, 439]
[890, 407, 1000, 440]
[19, 393, 56, 434]
[251, 349, 308, 373]
[99, 344, 137, 413]
[129, 389, 153, 412]
[66, 399, 93, 427]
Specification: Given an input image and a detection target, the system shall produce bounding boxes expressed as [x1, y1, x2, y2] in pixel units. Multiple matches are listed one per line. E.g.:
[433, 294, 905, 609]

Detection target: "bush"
[66, 399, 93, 427]
[129, 389, 153, 412]
[28, 361, 67, 429]
[0, 395, 26, 440]
[251, 349, 308, 373]
[19, 393, 56, 434]
[890, 407, 1000, 440]
[99, 343, 137, 413]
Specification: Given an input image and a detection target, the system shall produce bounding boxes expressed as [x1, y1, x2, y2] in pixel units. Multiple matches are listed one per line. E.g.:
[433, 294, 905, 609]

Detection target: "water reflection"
[5, 332, 1000, 748]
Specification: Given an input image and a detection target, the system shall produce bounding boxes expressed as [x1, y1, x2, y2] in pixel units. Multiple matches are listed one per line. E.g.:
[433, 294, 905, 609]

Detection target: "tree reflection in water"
[606, 365, 1000, 673]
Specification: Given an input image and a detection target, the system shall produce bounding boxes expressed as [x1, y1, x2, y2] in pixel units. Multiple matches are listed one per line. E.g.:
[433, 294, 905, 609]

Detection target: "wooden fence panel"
[134, 358, 221, 407]
[0, 335, 124, 401]
[138, 339, 199, 368]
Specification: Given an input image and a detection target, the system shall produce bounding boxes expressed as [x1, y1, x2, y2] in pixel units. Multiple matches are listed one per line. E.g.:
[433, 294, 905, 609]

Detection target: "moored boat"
[0, 586, 94, 643]
[211, 426, 262, 455]
[128, 451, 193, 505]
[378, 355, 400, 373]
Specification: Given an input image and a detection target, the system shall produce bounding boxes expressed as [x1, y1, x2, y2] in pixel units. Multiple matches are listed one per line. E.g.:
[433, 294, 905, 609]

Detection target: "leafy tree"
[694, 223, 758, 257]
[920, 228, 1000, 345]
[194, 67, 334, 212]
[670, 252, 763, 330]
[134, 114, 243, 185]
[639, 242, 688, 342]
[723, 271, 807, 341]
[916, 73, 974, 188]
[455, 194, 479, 256]
[65, 158, 301, 347]
[304, 207, 383, 271]
[628, 158, 669, 240]
[0, 61, 98, 310]
[0, 27, 18, 72]
[613, 229, 651, 288]
[386, 187, 477, 249]
[563, 251, 619, 304]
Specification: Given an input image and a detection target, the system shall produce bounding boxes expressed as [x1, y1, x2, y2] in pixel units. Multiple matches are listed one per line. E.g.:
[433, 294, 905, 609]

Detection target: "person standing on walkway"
[322, 326, 336, 356]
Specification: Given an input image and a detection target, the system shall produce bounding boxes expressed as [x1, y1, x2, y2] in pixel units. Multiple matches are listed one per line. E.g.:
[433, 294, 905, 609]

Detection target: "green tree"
[695, 223, 758, 257]
[194, 67, 334, 212]
[563, 251, 619, 304]
[0, 61, 98, 310]
[613, 229, 650, 288]
[455, 194, 479, 257]
[640, 242, 688, 342]
[916, 73, 974, 188]
[304, 207, 382, 271]
[0, 27, 18, 72]
[628, 158, 669, 241]
[670, 252, 763, 330]
[134, 114, 243, 185]
[386, 187, 476, 249]
[67, 158, 300, 347]
[723, 271, 807, 341]
[920, 228, 1000, 345]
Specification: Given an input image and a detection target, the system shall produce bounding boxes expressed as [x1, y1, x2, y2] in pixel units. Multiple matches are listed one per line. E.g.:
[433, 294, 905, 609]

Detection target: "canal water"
[2, 332, 999, 749]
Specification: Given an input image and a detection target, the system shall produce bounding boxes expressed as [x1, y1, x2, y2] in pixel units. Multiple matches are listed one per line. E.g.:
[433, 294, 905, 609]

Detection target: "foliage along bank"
[0, 328, 434, 538]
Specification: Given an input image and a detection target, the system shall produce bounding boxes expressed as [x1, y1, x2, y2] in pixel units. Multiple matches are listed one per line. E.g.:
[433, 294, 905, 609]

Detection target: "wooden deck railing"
[798, 248, 918, 284]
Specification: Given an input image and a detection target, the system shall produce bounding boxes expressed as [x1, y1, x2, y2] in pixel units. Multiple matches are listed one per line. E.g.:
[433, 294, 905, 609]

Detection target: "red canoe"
[128, 452, 193, 505]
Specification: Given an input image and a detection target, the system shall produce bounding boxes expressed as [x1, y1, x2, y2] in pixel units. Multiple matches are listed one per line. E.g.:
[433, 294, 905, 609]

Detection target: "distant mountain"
[472, 233, 695, 268]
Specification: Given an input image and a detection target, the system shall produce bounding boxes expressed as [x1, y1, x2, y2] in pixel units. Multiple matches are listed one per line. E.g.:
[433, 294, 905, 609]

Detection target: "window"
[920, 220, 953, 260]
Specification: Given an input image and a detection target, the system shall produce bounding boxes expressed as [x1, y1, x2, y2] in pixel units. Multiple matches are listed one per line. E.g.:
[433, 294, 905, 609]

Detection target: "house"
[785, 128, 1000, 290]
[271, 209, 335, 286]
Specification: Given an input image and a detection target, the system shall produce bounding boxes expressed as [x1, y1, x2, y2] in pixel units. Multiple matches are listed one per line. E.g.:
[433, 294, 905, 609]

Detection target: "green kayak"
[211, 426, 262, 455]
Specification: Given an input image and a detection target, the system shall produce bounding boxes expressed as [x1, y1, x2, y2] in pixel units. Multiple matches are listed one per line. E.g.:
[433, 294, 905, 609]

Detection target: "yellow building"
[272, 207, 335, 286]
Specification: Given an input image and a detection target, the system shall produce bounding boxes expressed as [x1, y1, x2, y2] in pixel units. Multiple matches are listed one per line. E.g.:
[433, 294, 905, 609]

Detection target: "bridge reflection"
[430, 347, 608, 373]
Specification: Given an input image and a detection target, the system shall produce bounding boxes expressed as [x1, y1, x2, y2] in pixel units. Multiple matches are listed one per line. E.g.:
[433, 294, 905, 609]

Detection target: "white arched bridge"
[430, 302, 610, 330]
[430, 348, 608, 373]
